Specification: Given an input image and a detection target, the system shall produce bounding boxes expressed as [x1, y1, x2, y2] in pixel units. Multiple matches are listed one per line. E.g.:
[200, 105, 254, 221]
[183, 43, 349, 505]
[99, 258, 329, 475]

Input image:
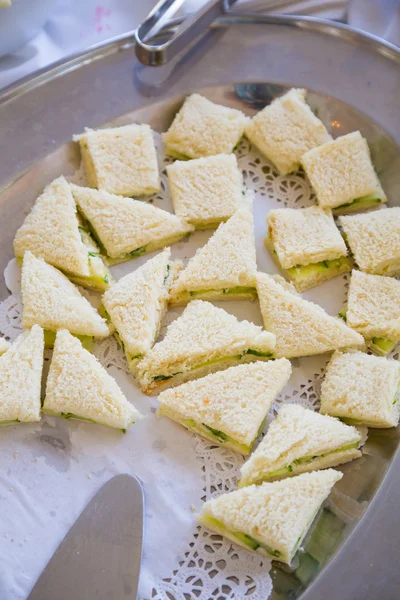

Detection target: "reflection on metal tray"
[0, 12, 399, 600]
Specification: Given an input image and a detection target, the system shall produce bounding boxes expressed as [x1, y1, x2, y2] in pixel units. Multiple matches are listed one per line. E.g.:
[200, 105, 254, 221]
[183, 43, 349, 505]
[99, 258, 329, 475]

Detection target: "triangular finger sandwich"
[136, 300, 276, 395]
[13, 177, 112, 292]
[169, 208, 257, 305]
[157, 359, 291, 455]
[0, 325, 44, 425]
[239, 404, 362, 486]
[43, 330, 141, 431]
[256, 273, 364, 358]
[198, 469, 343, 564]
[71, 184, 194, 264]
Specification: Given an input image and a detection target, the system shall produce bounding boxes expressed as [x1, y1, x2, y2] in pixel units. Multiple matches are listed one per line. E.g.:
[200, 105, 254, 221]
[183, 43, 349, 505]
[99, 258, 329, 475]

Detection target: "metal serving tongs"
[135, 0, 239, 66]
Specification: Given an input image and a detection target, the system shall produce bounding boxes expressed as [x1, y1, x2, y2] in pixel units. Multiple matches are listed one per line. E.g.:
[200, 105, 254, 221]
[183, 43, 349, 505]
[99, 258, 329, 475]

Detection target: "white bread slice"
[346, 270, 400, 342]
[0, 338, 10, 356]
[162, 94, 249, 159]
[267, 206, 347, 269]
[166, 154, 243, 228]
[301, 131, 387, 211]
[74, 124, 160, 196]
[136, 300, 276, 395]
[340, 208, 400, 276]
[320, 351, 400, 428]
[239, 404, 362, 486]
[13, 176, 111, 290]
[0, 325, 44, 424]
[245, 88, 332, 175]
[157, 359, 292, 454]
[43, 330, 140, 430]
[102, 249, 180, 368]
[256, 272, 364, 358]
[21, 252, 110, 338]
[169, 208, 257, 305]
[71, 184, 194, 262]
[198, 469, 342, 564]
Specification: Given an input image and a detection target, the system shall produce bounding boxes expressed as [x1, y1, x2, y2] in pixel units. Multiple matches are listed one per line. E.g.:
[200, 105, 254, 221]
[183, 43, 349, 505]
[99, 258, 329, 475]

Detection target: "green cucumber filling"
[113, 331, 142, 363]
[286, 256, 351, 284]
[253, 442, 359, 483]
[184, 419, 251, 454]
[333, 192, 382, 214]
[188, 286, 256, 298]
[338, 304, 348, 322]
[150, 349, 273, 383]
[0, 419, 20, 425]
[369, 337, 396, 355]
[43, 409, 128, 433]
[77, 224, 111, 286]
[202, 515, 281, 558]
[44, 330, 93, 352]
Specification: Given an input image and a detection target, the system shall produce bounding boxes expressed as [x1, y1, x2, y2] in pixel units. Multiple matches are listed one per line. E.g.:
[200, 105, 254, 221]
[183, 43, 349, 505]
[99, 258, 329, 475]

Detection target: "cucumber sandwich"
[265, 206, 351, 292]
[169, 208, 258, 305]
[239, 404, 363, 486]
[198, 469, 343, 564]
[70, 184, 194, 265]
[136, 299, 276, 395]
[102, 248, 181, 370]
[301, 131, 387, 215]
[13, 176, 112, 292]
[321, 350, 400, 428]
[0, 325, 44, 425]
[21, 252, 111, 348]
[43, 330, 141, 431]
[157, 359, 291, 455]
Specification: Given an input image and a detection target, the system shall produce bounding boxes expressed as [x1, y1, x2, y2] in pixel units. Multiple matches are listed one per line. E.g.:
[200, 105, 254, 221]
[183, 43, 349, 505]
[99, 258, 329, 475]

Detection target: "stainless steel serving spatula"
[28, 474, 144, 600]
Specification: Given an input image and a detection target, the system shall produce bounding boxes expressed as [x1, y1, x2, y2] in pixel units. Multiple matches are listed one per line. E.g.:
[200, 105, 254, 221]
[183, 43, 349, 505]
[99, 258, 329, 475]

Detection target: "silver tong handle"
[135, 0, 239, 66]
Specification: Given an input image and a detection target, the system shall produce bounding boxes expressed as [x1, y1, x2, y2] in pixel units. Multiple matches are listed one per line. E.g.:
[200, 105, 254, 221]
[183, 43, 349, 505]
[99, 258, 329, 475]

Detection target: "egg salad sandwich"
[43, 330, 141, 431]
[71, 184, 194, 264]
[162, 93, 249, 159]
[169, 207, 257, 305]
[0, 325, 44, 425]
[21, 251, 110, 349]
[136, 300, 276, 395]
[74, 123, 160, 197]
[301, 131, 386, 214]
[239, 404, 363, 487]
[102, 248, 181, 369]
[320, 350, 400, 428]
[13, 176, 112, 292]
[340, 270, 400, 355]
[339, 207, 400, 277]
[245, 88, 332, 175]
[157, 359, 291, 455]
[197, 469, 343, 564]
[265, 206, 351, 292]
[256, 273, 364, 358]
[166, 154, 243, 229]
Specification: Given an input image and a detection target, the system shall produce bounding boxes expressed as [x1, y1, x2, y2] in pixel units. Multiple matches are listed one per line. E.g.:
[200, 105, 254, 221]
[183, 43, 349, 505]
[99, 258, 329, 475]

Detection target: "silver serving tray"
[0, 12, 399, 600]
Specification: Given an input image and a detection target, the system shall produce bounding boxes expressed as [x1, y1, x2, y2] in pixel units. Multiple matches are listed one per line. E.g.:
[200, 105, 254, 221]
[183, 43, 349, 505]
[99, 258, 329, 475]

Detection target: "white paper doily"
[0, 137, 378, 600]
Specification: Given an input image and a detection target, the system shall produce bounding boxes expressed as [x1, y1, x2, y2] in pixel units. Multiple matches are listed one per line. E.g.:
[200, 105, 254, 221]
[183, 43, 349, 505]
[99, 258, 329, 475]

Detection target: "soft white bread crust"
[301, 131, 387, 209]
[136, 300, 276, 393]
[13, 176, 91, 277]
[102, 249, 176, 359]
[0, 338, 10, 356]
[157, 359, 292, 447]
[162, 94, 249, 159]
[245, 88, 332, 175]
[240, 404, 361, 485]
[320, 351, 400, 428]
[74, 124, 160, 196]
[169, 208, 257, 304]
[43, 330, 140, 429]
[21, 252, 110, 338]
[0, 325, 44, 423]
[167, 154, 243, 227]
[267, 206, 347, 269]
[71, 184, 193, 260]
[198, 469, 343, 564]
[346, 270, 400, 340]
[340, 208, 400, 275]
[256, 273, 364, 358]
